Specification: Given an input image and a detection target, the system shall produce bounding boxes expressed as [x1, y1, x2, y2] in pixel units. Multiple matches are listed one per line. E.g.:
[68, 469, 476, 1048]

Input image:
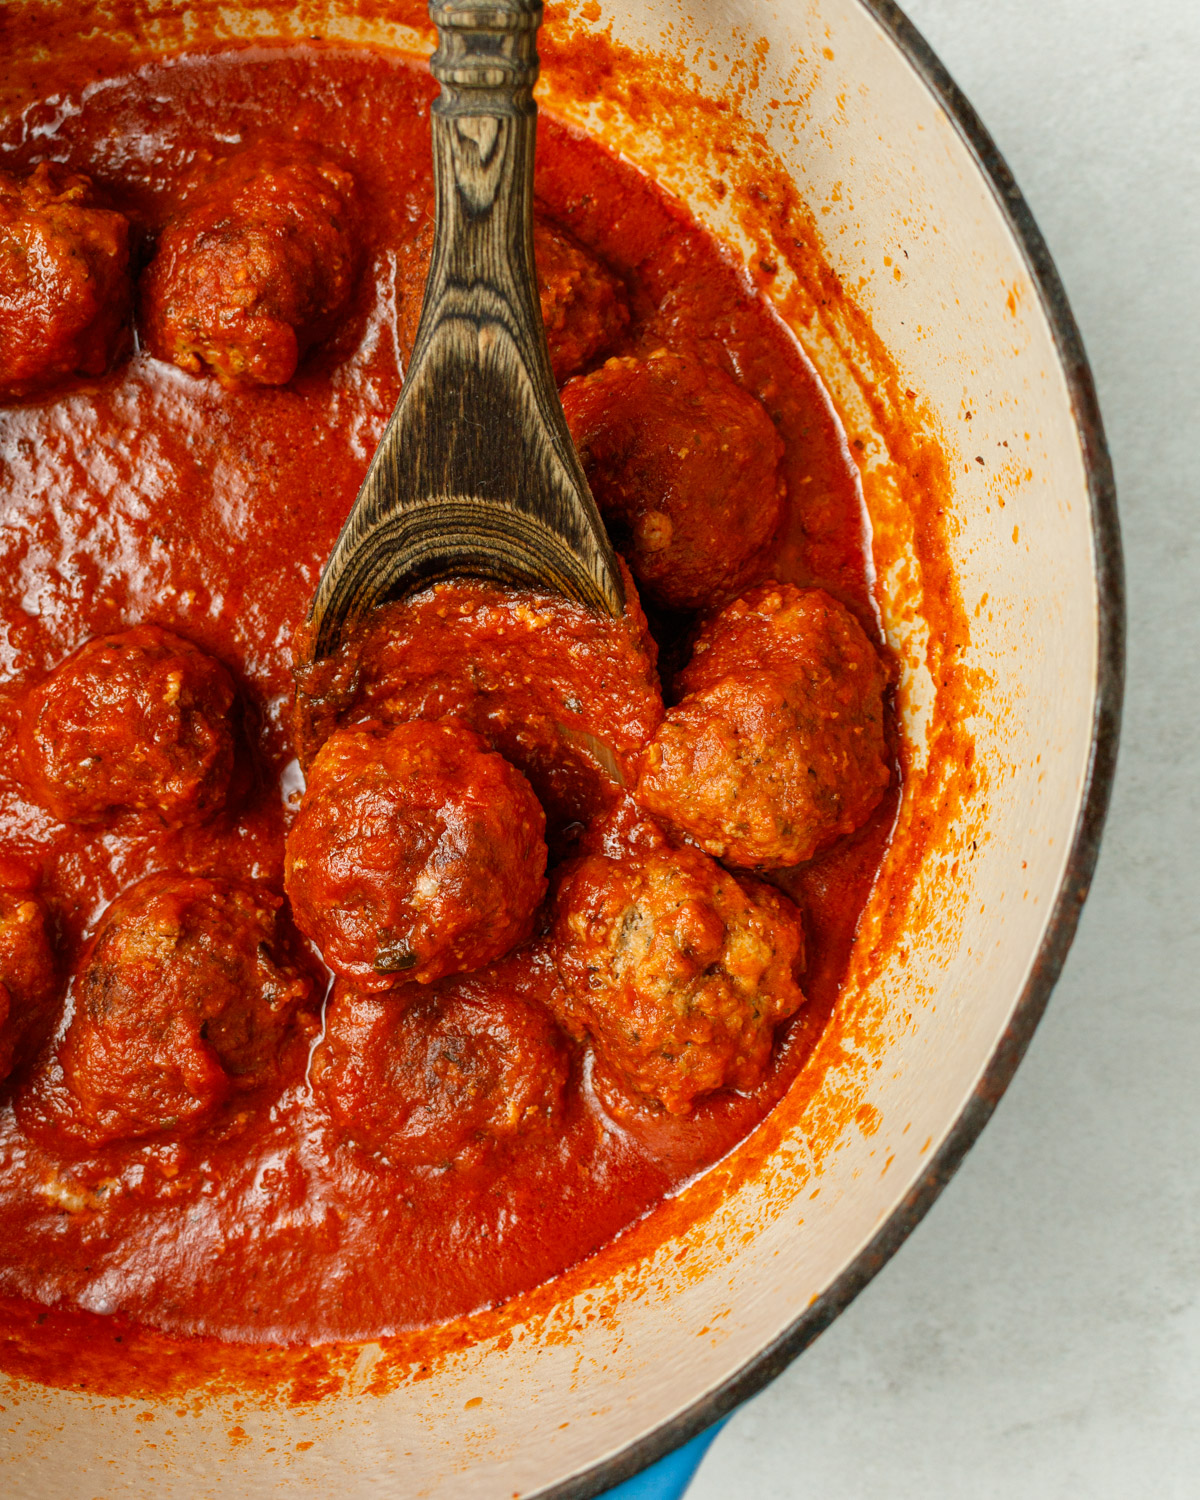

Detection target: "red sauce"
[0, 44, 896, 1347]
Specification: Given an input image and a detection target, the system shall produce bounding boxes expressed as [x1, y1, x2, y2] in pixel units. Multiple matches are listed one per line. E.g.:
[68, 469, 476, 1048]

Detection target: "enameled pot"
[1, 2, 1122, 1495]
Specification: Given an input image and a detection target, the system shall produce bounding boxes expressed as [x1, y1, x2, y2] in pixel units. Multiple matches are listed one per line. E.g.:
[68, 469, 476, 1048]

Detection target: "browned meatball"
[397, 212, 628, 383]
[19, 625, 238, 827]
[310, 970, 570, 1169]
[0, 882, 57, 1084]
[0, 162, 132, 402]
[533, 216, 630, 381]
[141, 144, 360, 388]
[560, 349, 785, 610]
[549, 841, 805, 1114]
[20, 874, 314, 1148]
[636, 583, 891, 868]
[291, 565, 663, 830]
[285, 720, 548, 990]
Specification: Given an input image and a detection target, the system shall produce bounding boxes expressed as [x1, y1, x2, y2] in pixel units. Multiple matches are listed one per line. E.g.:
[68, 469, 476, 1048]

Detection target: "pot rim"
[541, 2, 1126, 1495]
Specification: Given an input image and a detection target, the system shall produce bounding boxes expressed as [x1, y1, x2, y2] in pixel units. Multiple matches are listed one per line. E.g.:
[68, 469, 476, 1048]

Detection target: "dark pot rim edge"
[537, 0, 1126, 1495]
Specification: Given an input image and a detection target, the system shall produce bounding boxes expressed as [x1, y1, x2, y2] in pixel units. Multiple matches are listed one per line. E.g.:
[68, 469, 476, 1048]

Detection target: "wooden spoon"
[302, 0, 625, 663]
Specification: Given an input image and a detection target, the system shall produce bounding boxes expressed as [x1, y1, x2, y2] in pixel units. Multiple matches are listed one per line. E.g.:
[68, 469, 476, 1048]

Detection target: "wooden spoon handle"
[305, 0, 624, 660]
[428, 0, 540, 105]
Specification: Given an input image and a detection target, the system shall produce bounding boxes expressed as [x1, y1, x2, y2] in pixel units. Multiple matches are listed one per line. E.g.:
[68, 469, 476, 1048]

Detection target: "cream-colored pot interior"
[2, 1, 1117, 1496]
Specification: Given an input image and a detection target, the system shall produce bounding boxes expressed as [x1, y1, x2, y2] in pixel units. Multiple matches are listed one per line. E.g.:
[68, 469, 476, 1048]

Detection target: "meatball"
[549, 842, 805, 1114]
[19, 625, 238, 828]
[560, 349, 785, 610]
[0, 885, 57, 1084]
[397, 212, 628, 383]
[27, 874, 314, 1148]
[532, 216, 630, 382]
[311, 969, 569, 1168]
[291, 566, 663, 830]
[285, 720, 548, 989]
[0, 162, 132, 401]
[141, 144, 360, 388]
[636, 583, 891, 868]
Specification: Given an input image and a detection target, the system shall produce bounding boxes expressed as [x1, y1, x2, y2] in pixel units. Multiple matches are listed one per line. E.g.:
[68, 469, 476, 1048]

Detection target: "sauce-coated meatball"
[292, 566, 663, 830]
[286, 721, 548, 989]
[141, 144, 360, 388]
[550, 842, 805, 1114]
[0, 884, 57, 1084]
[31, 874, 313, 1147]
[561, 349, 785, 610]
[311, 969, 569, 1168]
[636, 584, 891, 867]
[532, 216, 630, 382]
[397, 212, 628, 383]
[20, 625, 238, 827]
[0, 162, 132, 402]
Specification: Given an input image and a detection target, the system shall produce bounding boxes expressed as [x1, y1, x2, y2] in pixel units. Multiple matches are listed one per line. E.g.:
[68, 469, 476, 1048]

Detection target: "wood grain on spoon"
[303, 0, 625, 663]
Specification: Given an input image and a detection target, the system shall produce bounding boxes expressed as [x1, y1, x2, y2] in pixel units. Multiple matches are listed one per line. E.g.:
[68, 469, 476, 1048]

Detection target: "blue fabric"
[598, 1419, 727, 1500]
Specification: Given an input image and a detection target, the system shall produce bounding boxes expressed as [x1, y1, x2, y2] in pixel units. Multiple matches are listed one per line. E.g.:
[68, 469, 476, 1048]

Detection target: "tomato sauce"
[0, 44, 896, 1345]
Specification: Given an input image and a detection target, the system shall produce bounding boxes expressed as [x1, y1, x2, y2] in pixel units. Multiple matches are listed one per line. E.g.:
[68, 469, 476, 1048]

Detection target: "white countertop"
[690, 0, 1200, 1494]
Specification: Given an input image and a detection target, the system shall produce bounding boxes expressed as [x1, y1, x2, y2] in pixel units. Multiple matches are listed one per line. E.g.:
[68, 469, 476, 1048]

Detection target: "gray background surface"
[690, 0, 1199, 1494]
